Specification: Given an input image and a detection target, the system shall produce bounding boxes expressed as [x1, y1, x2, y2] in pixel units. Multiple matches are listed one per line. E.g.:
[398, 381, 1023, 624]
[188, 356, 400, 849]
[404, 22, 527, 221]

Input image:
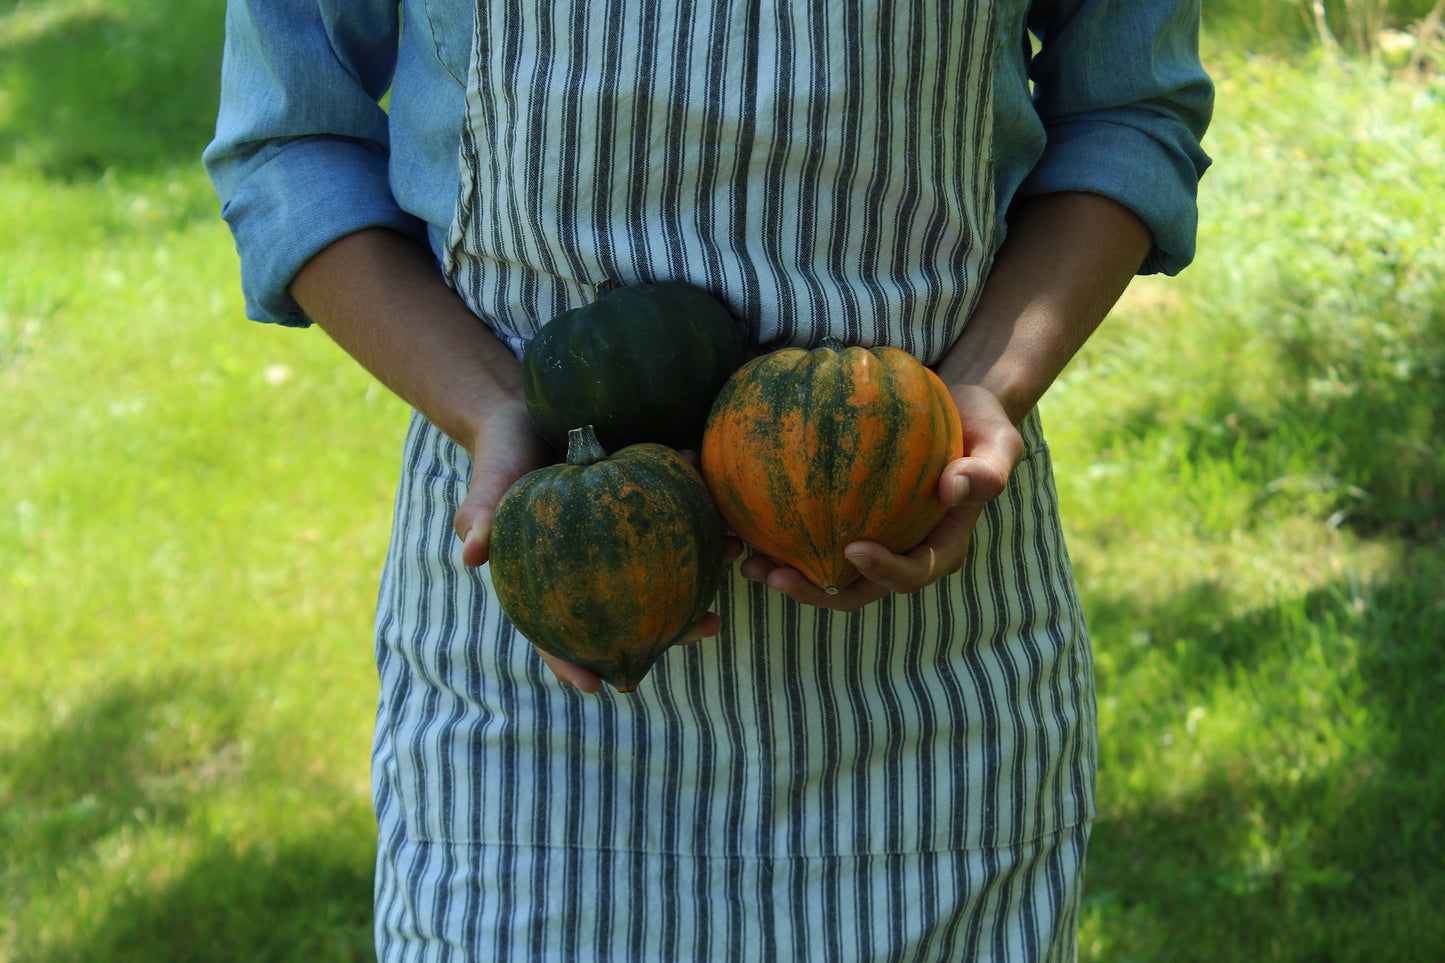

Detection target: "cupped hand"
[455, 422, 739, 693]
[737, 383, 1024, 613]
[532, 610, 730, 693]
[453, 401, 555, 569]
[532, 451, 744, 694]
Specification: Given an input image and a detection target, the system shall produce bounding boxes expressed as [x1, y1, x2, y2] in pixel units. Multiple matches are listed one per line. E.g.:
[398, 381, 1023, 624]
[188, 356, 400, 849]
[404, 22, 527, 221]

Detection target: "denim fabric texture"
[203, 0, 1212, 328]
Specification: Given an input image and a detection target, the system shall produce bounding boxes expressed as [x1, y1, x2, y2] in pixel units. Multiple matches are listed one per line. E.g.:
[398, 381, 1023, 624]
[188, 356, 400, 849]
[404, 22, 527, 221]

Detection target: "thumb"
[454, 457, 522, 568]
[939, 426, 1024, 507]
[455, 499, 494, 568]
[940, 450, 1013, 507]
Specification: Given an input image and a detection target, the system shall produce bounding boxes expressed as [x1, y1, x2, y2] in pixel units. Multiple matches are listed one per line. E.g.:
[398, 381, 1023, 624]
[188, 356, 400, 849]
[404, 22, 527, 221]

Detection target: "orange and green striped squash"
[489, 426, 726, 692]
[700, 338, 962, 594]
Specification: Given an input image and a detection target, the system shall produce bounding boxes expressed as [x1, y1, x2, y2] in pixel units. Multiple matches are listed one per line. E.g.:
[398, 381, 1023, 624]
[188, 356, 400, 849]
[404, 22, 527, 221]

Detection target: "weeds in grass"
[1285, 0, 1445, 68]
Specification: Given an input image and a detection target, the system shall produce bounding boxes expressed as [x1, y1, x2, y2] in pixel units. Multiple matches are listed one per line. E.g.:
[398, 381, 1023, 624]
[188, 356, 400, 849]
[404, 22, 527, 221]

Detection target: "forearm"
[288, 227, 525, 453]
[936, 191, 1153, 424]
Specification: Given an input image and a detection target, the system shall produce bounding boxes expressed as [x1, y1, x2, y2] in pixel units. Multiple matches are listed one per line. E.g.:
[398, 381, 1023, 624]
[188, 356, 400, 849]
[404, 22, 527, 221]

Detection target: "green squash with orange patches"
[489, 426, 726, 692]
[701, 338, 963, 594]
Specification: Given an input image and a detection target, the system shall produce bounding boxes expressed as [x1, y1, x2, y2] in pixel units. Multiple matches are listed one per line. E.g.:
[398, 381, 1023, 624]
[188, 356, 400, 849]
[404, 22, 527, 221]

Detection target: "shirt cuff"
[1019, 112, 1211, 277]
[219, 136, 429, 326]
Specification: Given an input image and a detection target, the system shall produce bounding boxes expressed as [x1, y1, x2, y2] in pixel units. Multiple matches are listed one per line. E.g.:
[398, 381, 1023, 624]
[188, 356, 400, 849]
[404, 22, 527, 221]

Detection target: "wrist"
[459, 393, 534, 457]
[935, 346, 1044, 427]
[936, 192, 1153, 426]
[291, 227, 529, 453]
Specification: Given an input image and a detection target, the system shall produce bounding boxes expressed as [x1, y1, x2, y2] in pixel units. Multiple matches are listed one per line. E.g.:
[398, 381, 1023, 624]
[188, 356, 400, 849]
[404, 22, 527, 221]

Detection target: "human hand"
[737, 383, 1024, 613]
[457, 424, 738, 693]
[451, 402, 606, 689]
[532, 448, 743, 694]
[453, 400, 555, 568]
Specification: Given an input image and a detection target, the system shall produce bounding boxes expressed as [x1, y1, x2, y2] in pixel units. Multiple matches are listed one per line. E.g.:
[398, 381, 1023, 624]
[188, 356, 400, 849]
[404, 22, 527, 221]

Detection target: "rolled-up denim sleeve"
[1023, 0, 1214, 276]
[202, 0, 426, 325]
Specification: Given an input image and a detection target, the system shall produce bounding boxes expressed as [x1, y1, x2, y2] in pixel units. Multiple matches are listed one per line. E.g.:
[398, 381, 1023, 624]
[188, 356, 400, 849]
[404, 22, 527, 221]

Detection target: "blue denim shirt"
[204, 0, 1213, 327]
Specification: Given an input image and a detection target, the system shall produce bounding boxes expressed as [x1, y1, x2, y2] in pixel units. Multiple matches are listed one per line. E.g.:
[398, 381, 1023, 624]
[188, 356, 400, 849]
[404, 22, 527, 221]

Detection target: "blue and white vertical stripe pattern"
[371, 411, 1096, 961]
[376, 0, 1098, 958]
[441, 0, 998, 366]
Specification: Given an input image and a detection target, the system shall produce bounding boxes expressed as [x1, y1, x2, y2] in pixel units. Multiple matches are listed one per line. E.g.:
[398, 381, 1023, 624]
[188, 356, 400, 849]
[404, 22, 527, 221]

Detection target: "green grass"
[1054, 33, 1445, 963]
[2, 0, 1443, 960]
[2, 1, 403, 959]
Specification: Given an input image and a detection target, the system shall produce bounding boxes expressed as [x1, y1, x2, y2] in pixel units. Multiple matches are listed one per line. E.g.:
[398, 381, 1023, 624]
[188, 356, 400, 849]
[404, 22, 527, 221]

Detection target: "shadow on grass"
[1098, 347, 1442, 543]
[1, 674, 241, 873]
[1083, 566, 1445, 961]
[1087, 765, 1445, 961]
[1, 672, 374, 963]
[37, 840, 375, 963]
[0, 0, 227, 179]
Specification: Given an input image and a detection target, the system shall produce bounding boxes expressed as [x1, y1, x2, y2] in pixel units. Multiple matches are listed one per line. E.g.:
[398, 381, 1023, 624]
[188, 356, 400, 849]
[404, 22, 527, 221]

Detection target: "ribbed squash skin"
[701, 339, 963, 594]
[522, 280, 746, 453]
[489, 427, 726, 692]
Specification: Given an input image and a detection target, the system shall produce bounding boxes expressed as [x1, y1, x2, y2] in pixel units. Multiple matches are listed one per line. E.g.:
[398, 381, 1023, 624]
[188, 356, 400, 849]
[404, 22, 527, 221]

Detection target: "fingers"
[534, 647, 604, 694]
[454, 448, 529, 565]
[454, 447, 528, 525]
[940, 451, 1013, 508]
[678, 611, 723, 645]
[738, 552, 887, 612]
[454, 420, 556, 566]
[845, 503, 986, 594]
[941, 386, 1026, 507]
[456, 509, 493, 568]
[722, 535, 746, 564]
[533, 610, 725, 695]
[739, 500, 987, 612]
[456, 443, 719, 570]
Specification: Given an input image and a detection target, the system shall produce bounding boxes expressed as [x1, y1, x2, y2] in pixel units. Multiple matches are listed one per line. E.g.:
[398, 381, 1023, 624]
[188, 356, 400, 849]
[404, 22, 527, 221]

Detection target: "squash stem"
[819, 335, 847, 352]
[566, 425, 609, 466]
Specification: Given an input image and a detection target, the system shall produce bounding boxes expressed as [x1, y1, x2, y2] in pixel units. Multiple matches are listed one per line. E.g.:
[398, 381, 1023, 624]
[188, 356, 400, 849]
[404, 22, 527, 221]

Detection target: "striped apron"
[373, 0, 1097, 958]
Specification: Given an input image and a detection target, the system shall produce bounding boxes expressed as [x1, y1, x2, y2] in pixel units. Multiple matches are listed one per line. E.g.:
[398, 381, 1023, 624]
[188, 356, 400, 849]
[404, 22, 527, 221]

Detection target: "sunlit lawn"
[2, 1, 1442, 960]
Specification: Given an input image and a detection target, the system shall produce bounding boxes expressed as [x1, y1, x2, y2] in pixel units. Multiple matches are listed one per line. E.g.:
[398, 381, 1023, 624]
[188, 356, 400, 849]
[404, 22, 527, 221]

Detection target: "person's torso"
[390, 0, 1046, 362]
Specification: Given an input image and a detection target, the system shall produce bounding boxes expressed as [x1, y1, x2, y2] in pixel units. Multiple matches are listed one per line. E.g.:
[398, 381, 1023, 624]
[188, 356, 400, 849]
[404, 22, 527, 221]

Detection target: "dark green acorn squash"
[521, 280, 746, 453]
[488, 425, 727, 692]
